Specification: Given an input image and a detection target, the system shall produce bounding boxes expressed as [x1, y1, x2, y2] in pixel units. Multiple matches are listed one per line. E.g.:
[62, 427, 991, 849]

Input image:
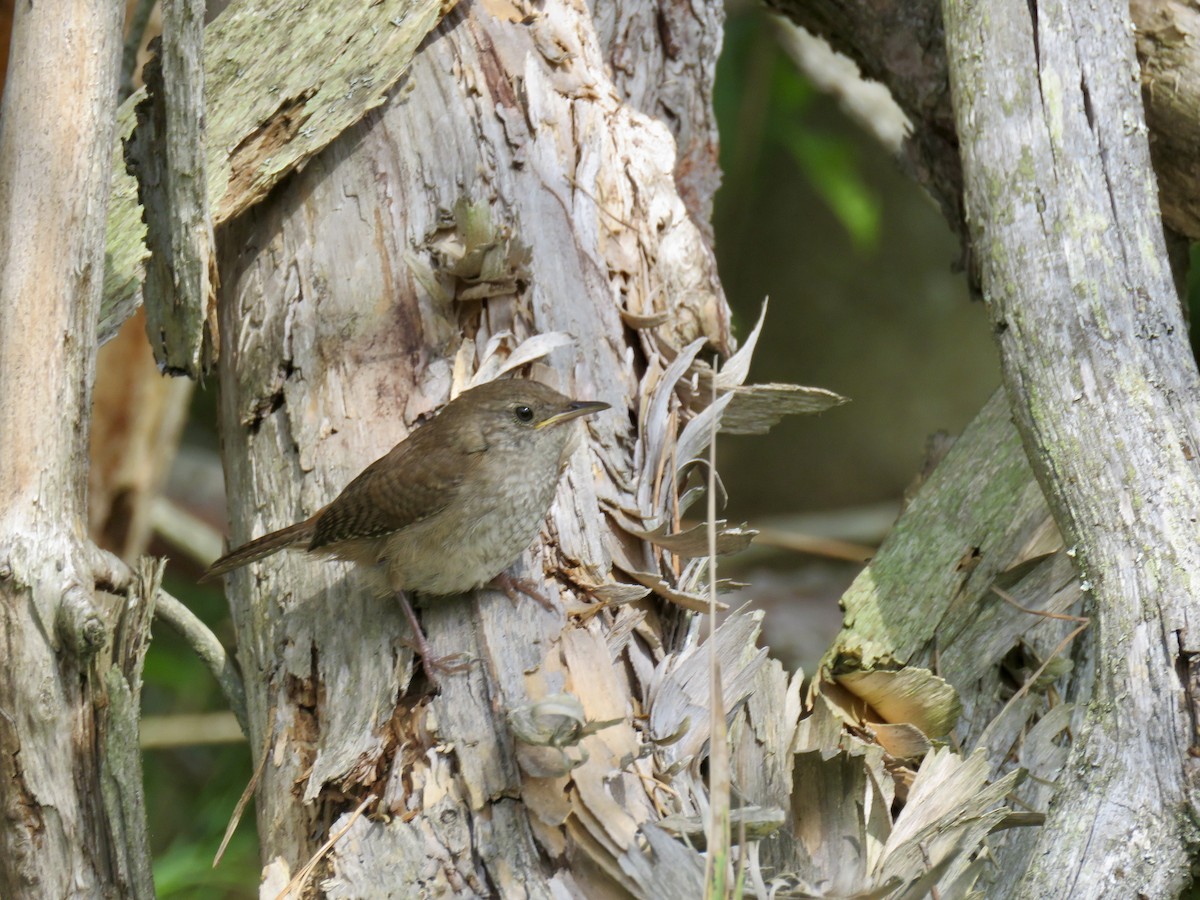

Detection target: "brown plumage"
[199, 519, 317, 579]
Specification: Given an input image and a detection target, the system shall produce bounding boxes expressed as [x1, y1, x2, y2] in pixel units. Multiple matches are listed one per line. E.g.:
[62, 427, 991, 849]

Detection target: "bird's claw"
[400, 641, 470, 684]
[490, 572, 556, 612]
[395, 590, 470, 687]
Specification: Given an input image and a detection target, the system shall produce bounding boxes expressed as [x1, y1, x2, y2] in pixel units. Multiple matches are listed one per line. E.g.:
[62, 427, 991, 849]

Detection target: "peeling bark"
[124, 0, 216, 376]
[213, 0, 741, 891]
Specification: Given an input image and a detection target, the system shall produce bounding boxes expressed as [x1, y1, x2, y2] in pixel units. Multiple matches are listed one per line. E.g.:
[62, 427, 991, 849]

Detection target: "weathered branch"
[830, 391, 1053, 671]
[823, 389, 1089, 895]
[155, 589, 249, 734]
[125, 0, 216, 376]
[1130, 0, 1200, 239]
[944, 0, 1200, 893]
[0, 0, 145, 894]
[99, 559, 164, 900]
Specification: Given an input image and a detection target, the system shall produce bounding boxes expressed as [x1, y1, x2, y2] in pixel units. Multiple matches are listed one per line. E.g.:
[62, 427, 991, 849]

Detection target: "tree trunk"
[944, 0, 1200, 893]
[0, 1, 158, 896]
[213, 0, 742, 892]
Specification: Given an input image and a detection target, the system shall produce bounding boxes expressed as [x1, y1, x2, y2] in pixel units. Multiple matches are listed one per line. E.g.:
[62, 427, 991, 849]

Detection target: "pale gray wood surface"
[946, 0, 1200, 894]
[0, 1, 155, 896]
[214, 0, 746, 892]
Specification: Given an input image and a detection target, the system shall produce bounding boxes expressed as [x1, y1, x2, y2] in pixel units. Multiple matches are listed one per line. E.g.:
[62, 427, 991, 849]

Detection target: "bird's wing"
[309, 425, 484, 549]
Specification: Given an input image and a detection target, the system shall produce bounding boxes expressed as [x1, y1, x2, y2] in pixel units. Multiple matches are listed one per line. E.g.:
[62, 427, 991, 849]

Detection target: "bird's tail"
[200, 519, 316, 582]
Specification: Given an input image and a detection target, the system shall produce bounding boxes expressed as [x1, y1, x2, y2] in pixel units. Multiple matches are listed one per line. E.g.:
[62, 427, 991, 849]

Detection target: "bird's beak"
[536, 400, 610, 429]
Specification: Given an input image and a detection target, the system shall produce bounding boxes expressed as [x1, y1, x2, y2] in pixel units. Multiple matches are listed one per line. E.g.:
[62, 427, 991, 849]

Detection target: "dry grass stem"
[214, 718, 273, 867]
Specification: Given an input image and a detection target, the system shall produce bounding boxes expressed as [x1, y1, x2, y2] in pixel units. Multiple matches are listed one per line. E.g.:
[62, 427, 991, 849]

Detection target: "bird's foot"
[395, 591, 468, 686]
[401, 639, 470, 684]
[490, 572, 556, 612]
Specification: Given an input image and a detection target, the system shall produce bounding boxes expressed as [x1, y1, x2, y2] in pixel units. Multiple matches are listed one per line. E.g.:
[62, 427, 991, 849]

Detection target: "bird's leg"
[395, 591, 469, 684]
[489, 571, 556, 612]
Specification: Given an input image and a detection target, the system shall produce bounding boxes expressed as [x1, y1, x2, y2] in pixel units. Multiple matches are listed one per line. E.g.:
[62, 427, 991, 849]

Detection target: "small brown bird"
[202, 378, 608, 680]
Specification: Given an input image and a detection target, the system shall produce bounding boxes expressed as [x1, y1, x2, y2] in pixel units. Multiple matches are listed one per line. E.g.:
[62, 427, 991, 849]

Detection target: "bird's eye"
[514, 405, 534, 423]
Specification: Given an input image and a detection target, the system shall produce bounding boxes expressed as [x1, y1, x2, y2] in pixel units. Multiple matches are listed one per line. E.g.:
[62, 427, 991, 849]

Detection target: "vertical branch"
[98, 559, 164, 899]
[0, 0, 133, 896]
[125, 0, 216, 375]
[0, 4, 120, 522]
[943, 0, 1200, 894]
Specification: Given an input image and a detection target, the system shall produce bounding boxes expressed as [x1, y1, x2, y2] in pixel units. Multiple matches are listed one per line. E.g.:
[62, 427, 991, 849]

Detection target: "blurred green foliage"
[714, 9, 996, 516]
[142, 510, 257, 894]
[716, 14, 881, 253]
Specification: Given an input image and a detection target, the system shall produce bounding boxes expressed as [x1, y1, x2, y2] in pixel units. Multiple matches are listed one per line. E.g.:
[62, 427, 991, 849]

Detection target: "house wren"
[202, 379, 608, 679]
